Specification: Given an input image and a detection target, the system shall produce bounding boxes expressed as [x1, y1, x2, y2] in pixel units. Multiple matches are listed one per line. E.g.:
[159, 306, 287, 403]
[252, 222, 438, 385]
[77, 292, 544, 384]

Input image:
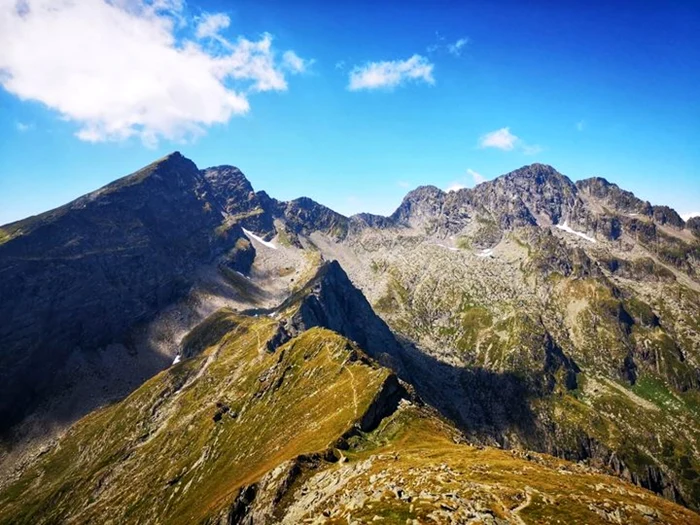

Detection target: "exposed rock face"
[653, 205, 685, 228]
[269, 261, 406, 373]
[0, 153, 254, 433]
[390, 185, 446, 229]
[202, 165, 275, 235]
[576, 176, 653, 216]
[689, 216, 700, 238]
[278, 197, 348, 239]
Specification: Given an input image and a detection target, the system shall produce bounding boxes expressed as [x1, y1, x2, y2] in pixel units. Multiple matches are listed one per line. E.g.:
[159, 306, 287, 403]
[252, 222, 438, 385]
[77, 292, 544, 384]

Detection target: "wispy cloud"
[427, 33, 469, 57]
[282, 51, 313, 73]
[479, 127, 542, 155]
[447, 37, 469, 57]
[16, 121, 31, 132]
[446, 168, 486, 192]
[682, 212, 699, 221]
[0, 0, 310, 147]
[335, 60, 346, 70]
[576, 120, 585, 131]
[397, 181, 412, 189]
[467, 168, 486, 184]
[522, 144, 543, 155]
[195, 12, 230, 39]
[348, 55, 434, 91]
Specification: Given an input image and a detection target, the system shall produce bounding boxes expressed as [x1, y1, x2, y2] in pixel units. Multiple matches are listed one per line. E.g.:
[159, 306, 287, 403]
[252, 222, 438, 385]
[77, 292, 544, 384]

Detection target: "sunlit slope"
[0, 313, 394, 524]
[275, 404, 700, 525]
[1, 308, 698, 524]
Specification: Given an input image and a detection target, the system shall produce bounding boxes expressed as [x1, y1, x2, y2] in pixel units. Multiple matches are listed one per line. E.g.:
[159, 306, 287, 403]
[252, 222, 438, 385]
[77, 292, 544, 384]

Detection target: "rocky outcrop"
[576, 176, 653, 216]
[279, 197, 349, 239]
[272, 261, 407, 373]
[653, 206, 684, 228]
[687, 216, 700, 238]
[202, 165, 275, 235]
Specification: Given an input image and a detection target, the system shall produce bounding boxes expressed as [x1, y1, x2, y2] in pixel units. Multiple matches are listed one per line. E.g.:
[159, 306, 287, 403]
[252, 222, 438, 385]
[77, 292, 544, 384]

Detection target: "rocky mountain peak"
[499, 163, 576, 194]
[202, 165, 252, 194]
[274, 260, 405, 373]
[201, 165, 257, 215]
[391, 185, 446, 227]
[281, 197, 348, 238]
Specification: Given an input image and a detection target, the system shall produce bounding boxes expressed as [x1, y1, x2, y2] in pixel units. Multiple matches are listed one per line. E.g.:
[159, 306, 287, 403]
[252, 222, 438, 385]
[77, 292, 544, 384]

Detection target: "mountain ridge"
[1, 152, 699, 517]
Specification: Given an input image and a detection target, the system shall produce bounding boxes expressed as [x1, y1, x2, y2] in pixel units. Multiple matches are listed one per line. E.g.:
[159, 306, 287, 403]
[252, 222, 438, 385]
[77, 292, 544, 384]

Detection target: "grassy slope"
[0, 313, 390, 524]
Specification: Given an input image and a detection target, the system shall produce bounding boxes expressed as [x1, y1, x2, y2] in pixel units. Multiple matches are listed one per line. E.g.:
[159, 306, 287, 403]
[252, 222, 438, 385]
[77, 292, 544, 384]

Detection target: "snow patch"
[555, 221, 596, 243]
[435, 243, 459, 252]
[476, 248, 494, 258]
[242, 228, 277, 250]
[172, 354, 181, 365]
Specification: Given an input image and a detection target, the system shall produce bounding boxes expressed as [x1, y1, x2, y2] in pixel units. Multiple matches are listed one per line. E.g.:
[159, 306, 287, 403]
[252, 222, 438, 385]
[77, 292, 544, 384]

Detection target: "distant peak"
[153, 151, 186, 164]
[142, 151, 199, 175]
[510, 163, 561, 177]
[406, 184, 444, 197]
[500, 163, 574, 189]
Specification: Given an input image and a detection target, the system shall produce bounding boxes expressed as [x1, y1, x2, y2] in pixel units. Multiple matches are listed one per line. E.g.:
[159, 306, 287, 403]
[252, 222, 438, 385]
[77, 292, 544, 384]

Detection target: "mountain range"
[0, 152, 699, 524]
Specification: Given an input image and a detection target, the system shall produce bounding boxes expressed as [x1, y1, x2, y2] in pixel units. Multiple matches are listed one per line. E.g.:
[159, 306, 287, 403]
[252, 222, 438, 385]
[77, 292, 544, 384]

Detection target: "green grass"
[456, 236, 471, 249]
[0, 315, 390, 525]
[0, 228, 10, 245]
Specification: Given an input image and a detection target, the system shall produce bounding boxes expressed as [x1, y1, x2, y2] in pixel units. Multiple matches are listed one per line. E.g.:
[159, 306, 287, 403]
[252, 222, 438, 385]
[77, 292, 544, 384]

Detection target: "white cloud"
[467, 168, 485, 184]
[282, 50, 312, 74]
[335, 60, 346, 70]
[447, 37, 469, 56]
[348, 55, 434, 91]
[682, 212, 699, 221]
[16, 121, 31, 132]
[0, 0, 309, 146]
[479, 127, 542, 155]
[479, 127, 518, 150]
[195, 12, 229, 39]
[446, 182, 466, 192]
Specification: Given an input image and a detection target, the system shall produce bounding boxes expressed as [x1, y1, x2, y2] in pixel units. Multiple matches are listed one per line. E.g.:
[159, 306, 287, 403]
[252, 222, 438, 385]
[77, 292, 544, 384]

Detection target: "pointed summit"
[272, 260, 406, 373]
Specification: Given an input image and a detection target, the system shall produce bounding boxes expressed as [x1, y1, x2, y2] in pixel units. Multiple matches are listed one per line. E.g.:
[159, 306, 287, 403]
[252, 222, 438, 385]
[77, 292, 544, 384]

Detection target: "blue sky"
[1, 0, 699, 225]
